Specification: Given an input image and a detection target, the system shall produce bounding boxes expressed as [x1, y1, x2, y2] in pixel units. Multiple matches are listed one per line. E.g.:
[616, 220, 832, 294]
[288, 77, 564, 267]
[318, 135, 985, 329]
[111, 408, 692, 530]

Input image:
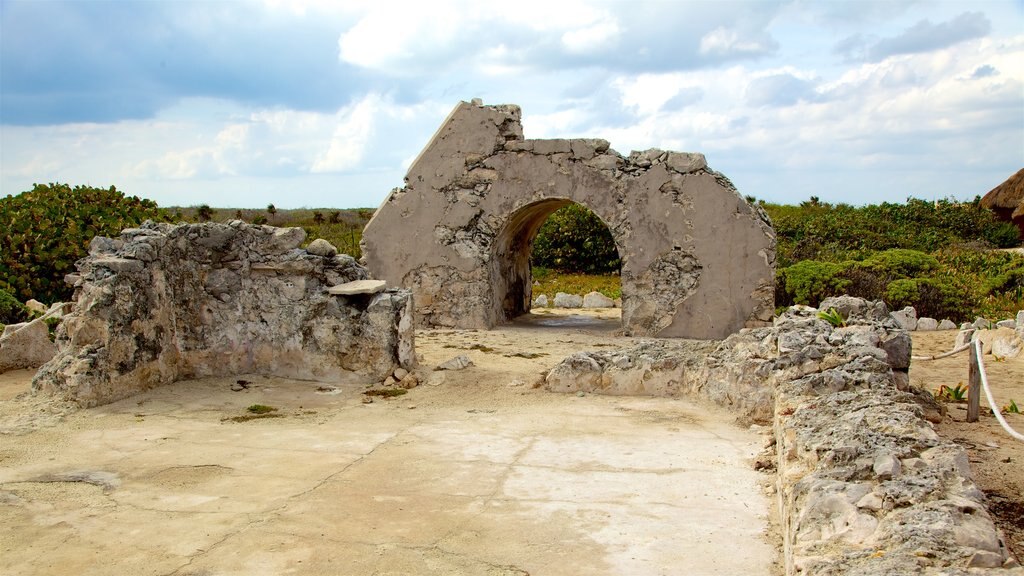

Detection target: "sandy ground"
[910, 328, 1024, 559]
[0, 309, 778, 576]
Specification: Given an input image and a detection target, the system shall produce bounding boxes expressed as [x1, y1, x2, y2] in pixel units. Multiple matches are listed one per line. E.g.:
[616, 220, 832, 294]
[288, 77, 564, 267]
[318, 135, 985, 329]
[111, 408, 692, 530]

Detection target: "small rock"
[25, 299, 48, 314]
[991, 336, 1022, 359]
[967, 551, 1004, 569]
[382, 376, 397, 387]
[306, 238, 338, 257]
[436, 355, 473, 371]
[399, 374, 419, 389]
[856, 492, 884, 511]
[576, 391, 585, 397]
[996, 319, 1016, 329]
[508, 379, 526, 387]
[427, 372, 446, 386]
[955, 329, 976, 349]
[937, 319, 957, 331]
[393, 367, 409, 381]
[873, 453, 901, 479]
[972, 317, 993, 330]
[553, 292, 583, 308]
[361, 396, 373, 404]
[582, 291, 614, 308]
[916, 317, 938, 331]
[533, 294, 548, 308]
[890, 307, 917, 331]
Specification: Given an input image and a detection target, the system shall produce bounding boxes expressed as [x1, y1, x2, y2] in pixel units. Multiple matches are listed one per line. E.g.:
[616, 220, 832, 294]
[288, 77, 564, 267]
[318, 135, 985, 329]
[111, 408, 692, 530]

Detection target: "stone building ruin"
[362, 100, 776, 339]
[32, 221, 414, 407]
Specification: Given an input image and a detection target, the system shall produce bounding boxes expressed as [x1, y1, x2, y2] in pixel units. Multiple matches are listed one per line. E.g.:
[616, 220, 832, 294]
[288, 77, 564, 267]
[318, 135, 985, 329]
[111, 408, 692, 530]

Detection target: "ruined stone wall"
[33, 221, 414, 407]
[544, 296, 1014, 572]
[362, 100, 775, 339]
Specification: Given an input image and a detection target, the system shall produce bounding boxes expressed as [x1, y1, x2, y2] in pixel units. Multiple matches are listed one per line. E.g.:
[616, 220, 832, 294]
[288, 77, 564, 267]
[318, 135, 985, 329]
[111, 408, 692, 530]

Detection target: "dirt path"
[0, 310, 777, 576]
[911, 328, 1024, 560]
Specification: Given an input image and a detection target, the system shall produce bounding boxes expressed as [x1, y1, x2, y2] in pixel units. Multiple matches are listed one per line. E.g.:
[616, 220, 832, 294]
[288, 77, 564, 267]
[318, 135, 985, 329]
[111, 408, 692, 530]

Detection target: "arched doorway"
[490, 199, 624, 322]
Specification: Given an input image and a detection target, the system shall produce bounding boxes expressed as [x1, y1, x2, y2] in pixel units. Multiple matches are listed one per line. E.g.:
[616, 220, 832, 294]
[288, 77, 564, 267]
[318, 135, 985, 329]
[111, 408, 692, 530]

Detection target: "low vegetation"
[1, 182, 1020, 322]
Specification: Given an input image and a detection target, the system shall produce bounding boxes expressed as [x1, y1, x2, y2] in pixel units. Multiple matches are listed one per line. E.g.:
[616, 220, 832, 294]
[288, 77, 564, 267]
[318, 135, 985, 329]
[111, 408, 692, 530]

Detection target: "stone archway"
[491, 198, 620, 321]
[362, 100, 775, 339]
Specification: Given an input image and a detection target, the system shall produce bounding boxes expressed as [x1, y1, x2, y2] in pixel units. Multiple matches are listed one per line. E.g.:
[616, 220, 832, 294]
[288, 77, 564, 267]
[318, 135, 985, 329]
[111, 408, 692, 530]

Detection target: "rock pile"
[33, 221, 414, 407]
[545, 296, 1016, 572]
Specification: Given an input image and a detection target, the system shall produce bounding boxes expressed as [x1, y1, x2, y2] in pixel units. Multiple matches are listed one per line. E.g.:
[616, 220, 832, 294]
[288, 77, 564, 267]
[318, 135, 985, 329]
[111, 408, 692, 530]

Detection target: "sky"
[1, 0, 1022, 210]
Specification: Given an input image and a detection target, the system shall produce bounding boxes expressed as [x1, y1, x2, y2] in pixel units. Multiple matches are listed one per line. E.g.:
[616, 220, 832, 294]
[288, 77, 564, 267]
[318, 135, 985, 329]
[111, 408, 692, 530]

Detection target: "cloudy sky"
[1, 0, 1022, 209]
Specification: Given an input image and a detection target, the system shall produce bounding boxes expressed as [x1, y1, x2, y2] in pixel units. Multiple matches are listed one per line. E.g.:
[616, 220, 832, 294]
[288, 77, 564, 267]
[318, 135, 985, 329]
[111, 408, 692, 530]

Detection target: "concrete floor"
[0, 319, 777, 575]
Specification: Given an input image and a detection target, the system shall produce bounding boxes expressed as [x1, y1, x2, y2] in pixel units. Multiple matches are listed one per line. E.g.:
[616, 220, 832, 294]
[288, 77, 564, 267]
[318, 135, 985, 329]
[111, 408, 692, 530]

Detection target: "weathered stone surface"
[0, 321, 56, 373]
[305, 238, 338, 257]
[24, 299, 47, 315]
[992, 334, 1022, 358]
[32, 221, 414, 407]
[890, 306, 917, 331]
[582, 291, 615, 308]
[328, 279, 387, 295]
[532, 294, 548, 308]
[937, 319, 957, 330]
[362, 100, 775, 339]
[436, 354, 473, 371]
[543, 296, 1007, 573]
[916, 317, 938, 331]
[955, 329, 976, 349]
[972, 317, 994, 329]
[553, 292, 583, 308]
[996, 319, 1016, 329]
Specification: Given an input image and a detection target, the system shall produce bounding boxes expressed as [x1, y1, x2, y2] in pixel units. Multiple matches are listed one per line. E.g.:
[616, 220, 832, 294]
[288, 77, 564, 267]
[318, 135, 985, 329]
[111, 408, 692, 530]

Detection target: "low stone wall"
[33, 221, 414, 408]
[545, 296, 1017, 573]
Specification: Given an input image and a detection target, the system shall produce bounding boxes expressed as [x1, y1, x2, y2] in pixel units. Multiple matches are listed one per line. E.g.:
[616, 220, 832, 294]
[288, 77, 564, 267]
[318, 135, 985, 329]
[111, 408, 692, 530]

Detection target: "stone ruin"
[32, 221, 414, 407]
[544, 295, 1016, 572]
[362, 100, 775, 339]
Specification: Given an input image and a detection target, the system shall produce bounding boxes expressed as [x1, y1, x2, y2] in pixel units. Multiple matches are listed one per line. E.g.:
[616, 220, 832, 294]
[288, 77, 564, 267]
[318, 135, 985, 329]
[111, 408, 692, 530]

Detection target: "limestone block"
[0, 321, 56, 373]
[665, 152, 707, 174]
[306, 238, 338, 257]
[972, 317, 993, 329]
[890, 306, 917, 331]
[955, 329, 976, 349]
[436, 355, 472, 371]
[553, 292, 583, 308]
[996, 319, 1016, 329]
[937, 319, 957, 330]
[916, 317, 938, 331]
[532, 294, 548, 308]
[328, 279, 386, 295]
[25, 299, 47, 315]
[531, 139, 571, 155]
[991, 335, 1022, 359]
[581, 291, 614, 308]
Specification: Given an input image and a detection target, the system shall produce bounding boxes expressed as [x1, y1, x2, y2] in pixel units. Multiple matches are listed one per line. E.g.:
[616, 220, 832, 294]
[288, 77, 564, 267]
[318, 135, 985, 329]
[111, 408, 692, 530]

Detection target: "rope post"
[967, 341, 981, 423]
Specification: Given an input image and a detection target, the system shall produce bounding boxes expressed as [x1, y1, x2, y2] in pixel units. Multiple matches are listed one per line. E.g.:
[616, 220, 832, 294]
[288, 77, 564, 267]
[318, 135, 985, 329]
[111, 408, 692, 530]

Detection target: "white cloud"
[699, 26, 776, 57]
[312, 95, 379, 173]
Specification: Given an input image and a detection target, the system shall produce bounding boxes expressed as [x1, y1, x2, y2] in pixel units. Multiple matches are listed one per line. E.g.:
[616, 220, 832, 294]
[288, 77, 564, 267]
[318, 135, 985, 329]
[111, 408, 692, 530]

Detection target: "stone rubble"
[544, 296, 1017, 573]
[582, 291, 615, 308]
[553, 292, 583, 308]
[32, 221, 415, 407]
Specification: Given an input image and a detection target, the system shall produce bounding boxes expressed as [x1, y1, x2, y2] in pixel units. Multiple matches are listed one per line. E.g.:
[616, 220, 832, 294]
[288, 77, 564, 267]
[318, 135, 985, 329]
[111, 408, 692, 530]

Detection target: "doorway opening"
[491, 199, 623, 324]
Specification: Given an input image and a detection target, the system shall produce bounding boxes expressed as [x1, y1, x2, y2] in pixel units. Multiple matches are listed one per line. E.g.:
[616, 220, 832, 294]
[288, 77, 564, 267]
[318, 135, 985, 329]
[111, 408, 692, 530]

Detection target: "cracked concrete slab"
[0, 317, 776, 575]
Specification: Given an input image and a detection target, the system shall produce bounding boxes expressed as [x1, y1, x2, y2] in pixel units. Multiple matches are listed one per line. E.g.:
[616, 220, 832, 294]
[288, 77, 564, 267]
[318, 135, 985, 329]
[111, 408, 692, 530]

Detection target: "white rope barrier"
[972, 338, 1024, 443]
[911, 341, 972, 361]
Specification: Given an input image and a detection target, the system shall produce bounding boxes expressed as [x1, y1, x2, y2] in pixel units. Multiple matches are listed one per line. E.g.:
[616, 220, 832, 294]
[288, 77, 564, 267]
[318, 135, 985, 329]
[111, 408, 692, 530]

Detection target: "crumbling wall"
[33, 221, 414, 407]
[545, 296, 1014, 572]
[362, 100, 775, 339]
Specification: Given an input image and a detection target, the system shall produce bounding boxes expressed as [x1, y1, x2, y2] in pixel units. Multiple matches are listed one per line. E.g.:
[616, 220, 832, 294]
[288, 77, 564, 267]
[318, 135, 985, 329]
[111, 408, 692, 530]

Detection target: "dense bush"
[765, 197, 1019, 267]
[0, 183, 164, 303]
[0, 288, 28, 325]
[531, 204, 620, 274]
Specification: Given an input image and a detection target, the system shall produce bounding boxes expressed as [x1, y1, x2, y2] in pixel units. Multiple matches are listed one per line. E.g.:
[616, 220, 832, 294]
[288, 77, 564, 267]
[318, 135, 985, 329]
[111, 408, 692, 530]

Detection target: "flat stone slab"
[0, 319, 775, 576]
[328, 279, 387, 295]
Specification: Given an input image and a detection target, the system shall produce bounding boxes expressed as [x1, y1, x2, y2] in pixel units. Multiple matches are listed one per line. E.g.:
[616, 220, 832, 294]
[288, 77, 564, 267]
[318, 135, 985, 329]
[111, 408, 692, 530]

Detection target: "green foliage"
[196, 204, 214, 222]
[860, 249, 938, 279]
[531, 204, 620, 274]
[764, 197, 1019, 267]
[0, 183, 164, 303]
[817, 307, 847, 328]
[0, 288, 28, 325]
[531, 268, 621, 301]
[780, 260, 851, 306]
[246, 404, 278, 414]
[934, 383, 968, 403]
[1004, 399, 1020, 415]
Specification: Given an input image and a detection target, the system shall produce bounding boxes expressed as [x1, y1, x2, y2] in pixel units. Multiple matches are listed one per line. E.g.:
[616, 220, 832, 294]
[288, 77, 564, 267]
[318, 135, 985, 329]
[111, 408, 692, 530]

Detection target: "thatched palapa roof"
[981, 168, 1024, 212]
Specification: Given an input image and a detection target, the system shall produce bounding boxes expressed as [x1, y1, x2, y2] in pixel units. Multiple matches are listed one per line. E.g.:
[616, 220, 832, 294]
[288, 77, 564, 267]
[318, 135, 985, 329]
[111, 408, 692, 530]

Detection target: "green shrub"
[860, 249, 938, 279]
[532, 204, 620, 274]
[0, 288, 28, 325]
[781, 260, 852, 306]
[0, 183, 165, 303]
